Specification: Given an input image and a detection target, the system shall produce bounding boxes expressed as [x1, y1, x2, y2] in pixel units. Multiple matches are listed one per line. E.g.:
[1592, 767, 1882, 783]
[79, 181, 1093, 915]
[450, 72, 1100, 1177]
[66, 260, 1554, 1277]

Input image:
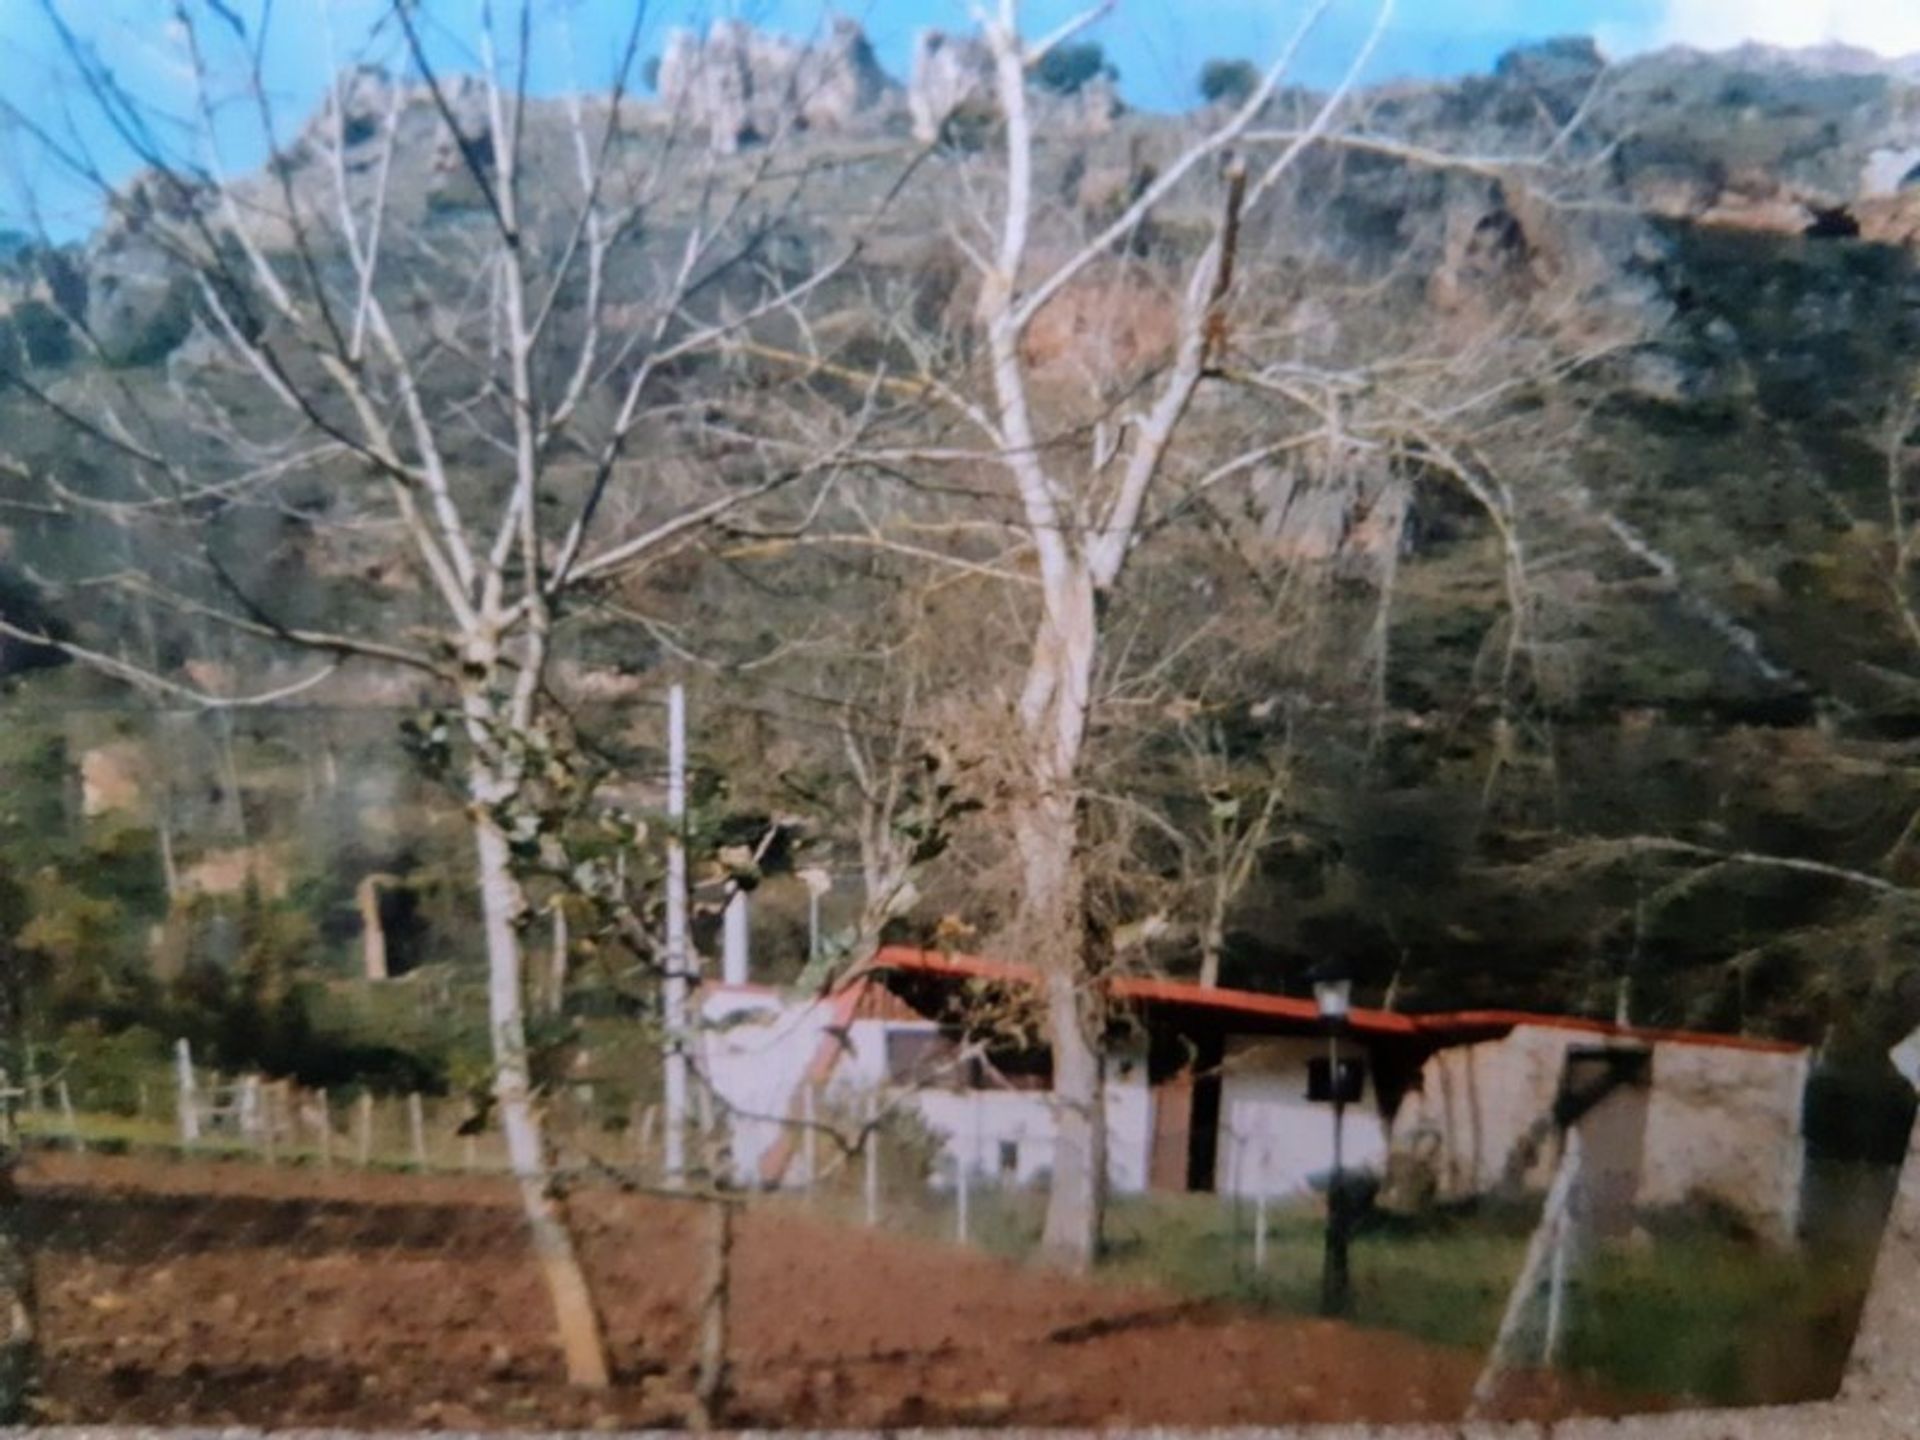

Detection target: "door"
[1149, 1071, 1194, 1192]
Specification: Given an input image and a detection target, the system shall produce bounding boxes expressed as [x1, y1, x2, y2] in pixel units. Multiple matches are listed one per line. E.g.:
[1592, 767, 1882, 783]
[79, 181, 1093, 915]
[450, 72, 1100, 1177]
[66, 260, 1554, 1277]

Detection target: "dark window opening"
[998, 1140, 1019, 1175]
[1555, 1044, 1652, 1127]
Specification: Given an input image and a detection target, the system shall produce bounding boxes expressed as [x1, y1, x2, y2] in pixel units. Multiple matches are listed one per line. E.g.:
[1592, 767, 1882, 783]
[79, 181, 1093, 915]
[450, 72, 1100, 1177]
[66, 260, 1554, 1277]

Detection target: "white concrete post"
[722, 889, 749, 986]
[864, 1094, 880, 1227]
[636, 1102, 660, 1168]
[175, 1039, 200, 1144]
[1253, 1143, 1270, 1271]
[802, 1084, 817, 1192]
[238, 1075, 260, 1144]
[56, 1080, 80, 1151]
[408, 1091, 427, 1169]
[799, 867, 831, 963]
[956, 1147, 971, 1245]
[355, 1092, 374, 1166]
[663, 683, 690, 1185]
[1543, 1207, 1570, 1364]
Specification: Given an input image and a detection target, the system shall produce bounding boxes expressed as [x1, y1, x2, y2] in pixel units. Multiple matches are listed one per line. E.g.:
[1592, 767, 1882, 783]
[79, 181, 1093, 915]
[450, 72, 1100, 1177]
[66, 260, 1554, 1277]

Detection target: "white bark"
[470, 755, 610, 1388]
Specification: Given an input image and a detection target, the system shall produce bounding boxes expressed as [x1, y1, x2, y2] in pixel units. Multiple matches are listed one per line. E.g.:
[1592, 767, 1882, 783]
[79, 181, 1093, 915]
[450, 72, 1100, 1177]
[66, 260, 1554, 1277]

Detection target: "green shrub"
[1199, 58, 1260, 106]
[1035, 42, 1115, 97]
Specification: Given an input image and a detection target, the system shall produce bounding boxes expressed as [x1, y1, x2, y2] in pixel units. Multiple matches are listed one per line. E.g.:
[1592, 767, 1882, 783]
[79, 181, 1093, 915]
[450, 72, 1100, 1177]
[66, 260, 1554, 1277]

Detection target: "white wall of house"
[697, 986, 1156, 1192]
[1216, 1034, 1392, 1199]
[897, 1033, 1153, 1192]
[697, 985, 838, 1183]
[1388, 1024, 1811, 1242]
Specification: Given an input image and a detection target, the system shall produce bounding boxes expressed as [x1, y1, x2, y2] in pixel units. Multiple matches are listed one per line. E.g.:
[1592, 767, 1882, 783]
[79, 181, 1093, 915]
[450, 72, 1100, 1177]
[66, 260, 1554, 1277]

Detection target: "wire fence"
[0, 1041, 1900, 1431]
[0, 1043, 1152, 1429]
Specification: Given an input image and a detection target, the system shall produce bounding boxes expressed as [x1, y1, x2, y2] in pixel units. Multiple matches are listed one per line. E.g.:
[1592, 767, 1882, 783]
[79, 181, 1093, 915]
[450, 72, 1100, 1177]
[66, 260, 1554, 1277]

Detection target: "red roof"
[870, 946, 1806, 1056]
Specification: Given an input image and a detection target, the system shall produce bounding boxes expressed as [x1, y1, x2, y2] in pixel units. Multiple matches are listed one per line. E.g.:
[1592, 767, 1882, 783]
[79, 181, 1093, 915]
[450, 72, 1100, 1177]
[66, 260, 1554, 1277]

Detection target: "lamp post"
[1313, 968, 1353, 1317]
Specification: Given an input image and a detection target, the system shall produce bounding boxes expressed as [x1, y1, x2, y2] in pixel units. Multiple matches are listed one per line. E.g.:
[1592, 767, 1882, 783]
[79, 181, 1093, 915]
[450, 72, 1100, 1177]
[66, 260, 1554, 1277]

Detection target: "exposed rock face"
[908, 29, 1123, 145]
[1492, 35, 1605, 123]
[909, 30, 991, 144]
[659, 18, 898, 154]
[82, 176, 202, 366]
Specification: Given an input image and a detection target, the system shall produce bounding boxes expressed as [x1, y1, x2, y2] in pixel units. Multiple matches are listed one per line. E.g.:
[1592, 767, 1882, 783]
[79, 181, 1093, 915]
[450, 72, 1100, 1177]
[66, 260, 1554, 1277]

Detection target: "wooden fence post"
[317, 1089, 333, 1170]
[407, 1092, 427, 1170]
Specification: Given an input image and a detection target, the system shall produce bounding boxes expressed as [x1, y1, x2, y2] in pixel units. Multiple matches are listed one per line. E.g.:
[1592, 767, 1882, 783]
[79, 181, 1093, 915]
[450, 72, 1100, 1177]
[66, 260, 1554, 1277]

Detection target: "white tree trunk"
[1016, 584, 1108, 1272]
[470, 785, 611, 1387]
[1199, 885, 1230, 989]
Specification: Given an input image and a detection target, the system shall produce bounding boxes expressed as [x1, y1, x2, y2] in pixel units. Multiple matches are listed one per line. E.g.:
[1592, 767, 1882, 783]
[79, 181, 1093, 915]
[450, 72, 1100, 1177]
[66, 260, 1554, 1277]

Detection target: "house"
[695, 945, 1812, 1241]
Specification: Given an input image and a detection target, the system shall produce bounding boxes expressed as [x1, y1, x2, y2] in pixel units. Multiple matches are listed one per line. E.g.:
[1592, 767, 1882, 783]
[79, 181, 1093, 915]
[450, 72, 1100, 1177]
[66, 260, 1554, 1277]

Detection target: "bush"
[52, 1023, 169, 1115]
[1035, 42, 1115, 97]
[1199, 58, 1260, 106]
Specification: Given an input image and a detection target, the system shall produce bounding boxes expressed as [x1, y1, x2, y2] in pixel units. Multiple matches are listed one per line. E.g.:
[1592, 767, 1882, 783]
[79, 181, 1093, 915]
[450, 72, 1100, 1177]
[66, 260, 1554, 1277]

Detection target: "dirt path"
[16, 1150, 1625, 1429]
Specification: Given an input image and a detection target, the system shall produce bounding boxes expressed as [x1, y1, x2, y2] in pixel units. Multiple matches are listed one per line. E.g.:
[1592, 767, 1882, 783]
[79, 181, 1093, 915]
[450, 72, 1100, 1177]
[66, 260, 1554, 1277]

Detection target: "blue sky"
[1, 0, 1913, 239]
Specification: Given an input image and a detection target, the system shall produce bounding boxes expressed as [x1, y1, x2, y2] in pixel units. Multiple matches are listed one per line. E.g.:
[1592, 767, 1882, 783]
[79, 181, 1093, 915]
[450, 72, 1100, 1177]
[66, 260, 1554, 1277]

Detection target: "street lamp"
[1311, 963, 1354, 1317]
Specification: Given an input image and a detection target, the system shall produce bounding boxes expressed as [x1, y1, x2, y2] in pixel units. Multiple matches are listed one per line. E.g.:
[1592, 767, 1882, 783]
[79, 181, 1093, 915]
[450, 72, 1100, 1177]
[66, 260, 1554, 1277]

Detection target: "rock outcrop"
[658, 18, 898, 154]
[908, 30, 992, 144]
[908, 28, 1123, 144]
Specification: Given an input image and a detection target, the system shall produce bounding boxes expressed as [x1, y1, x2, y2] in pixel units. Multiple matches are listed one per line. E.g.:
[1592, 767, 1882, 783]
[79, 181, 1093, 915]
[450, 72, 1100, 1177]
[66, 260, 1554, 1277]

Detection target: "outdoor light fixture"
[1306, 961, 1355, 1317]
[1313, 974, 1352, 1022]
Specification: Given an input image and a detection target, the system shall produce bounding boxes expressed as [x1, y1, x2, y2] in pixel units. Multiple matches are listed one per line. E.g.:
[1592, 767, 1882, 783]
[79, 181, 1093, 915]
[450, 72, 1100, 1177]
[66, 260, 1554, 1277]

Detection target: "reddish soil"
[18, 1150, 1625, 1430]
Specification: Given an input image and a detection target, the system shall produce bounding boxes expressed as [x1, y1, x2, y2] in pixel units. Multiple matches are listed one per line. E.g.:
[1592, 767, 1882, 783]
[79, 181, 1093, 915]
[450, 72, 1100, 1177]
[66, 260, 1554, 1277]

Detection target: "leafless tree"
[894, 0, 1400, 1269]
[0, 0, 882, 1383]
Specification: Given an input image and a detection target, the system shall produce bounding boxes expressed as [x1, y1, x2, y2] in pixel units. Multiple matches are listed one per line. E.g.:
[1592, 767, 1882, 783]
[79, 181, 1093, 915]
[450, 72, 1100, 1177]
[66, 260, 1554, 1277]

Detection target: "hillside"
[1, 19, 1918, 1113]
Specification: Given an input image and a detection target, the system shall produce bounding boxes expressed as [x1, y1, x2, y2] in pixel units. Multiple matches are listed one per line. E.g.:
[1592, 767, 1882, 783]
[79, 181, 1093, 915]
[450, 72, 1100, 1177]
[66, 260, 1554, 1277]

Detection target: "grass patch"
[826, 1179, 1880, 1409]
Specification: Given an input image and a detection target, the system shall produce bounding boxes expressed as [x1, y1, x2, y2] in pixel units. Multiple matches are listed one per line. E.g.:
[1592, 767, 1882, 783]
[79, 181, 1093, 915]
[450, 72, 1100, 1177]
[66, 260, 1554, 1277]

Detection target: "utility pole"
[663, 683, 690, 1184]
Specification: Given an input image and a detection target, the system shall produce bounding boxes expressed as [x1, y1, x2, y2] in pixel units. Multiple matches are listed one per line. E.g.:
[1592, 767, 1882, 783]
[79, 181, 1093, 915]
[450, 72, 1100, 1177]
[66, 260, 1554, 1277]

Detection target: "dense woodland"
[2, 6, 1920, 1293]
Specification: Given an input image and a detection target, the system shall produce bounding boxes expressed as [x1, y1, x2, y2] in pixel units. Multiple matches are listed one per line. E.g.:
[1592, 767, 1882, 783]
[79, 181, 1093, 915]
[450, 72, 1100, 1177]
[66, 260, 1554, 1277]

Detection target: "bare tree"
[897, 0, 1397, 1270]
[0, 0, 879, 1383]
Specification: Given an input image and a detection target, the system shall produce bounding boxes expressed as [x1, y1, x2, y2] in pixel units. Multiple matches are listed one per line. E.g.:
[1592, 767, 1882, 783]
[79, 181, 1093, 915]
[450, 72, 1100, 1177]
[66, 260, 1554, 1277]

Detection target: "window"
[885, 1028, 957, 1087]
[885, 1027, 985, 1089]
[1306, 1056, 1366, 1104]
[998, 1140, 1019, 1176]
